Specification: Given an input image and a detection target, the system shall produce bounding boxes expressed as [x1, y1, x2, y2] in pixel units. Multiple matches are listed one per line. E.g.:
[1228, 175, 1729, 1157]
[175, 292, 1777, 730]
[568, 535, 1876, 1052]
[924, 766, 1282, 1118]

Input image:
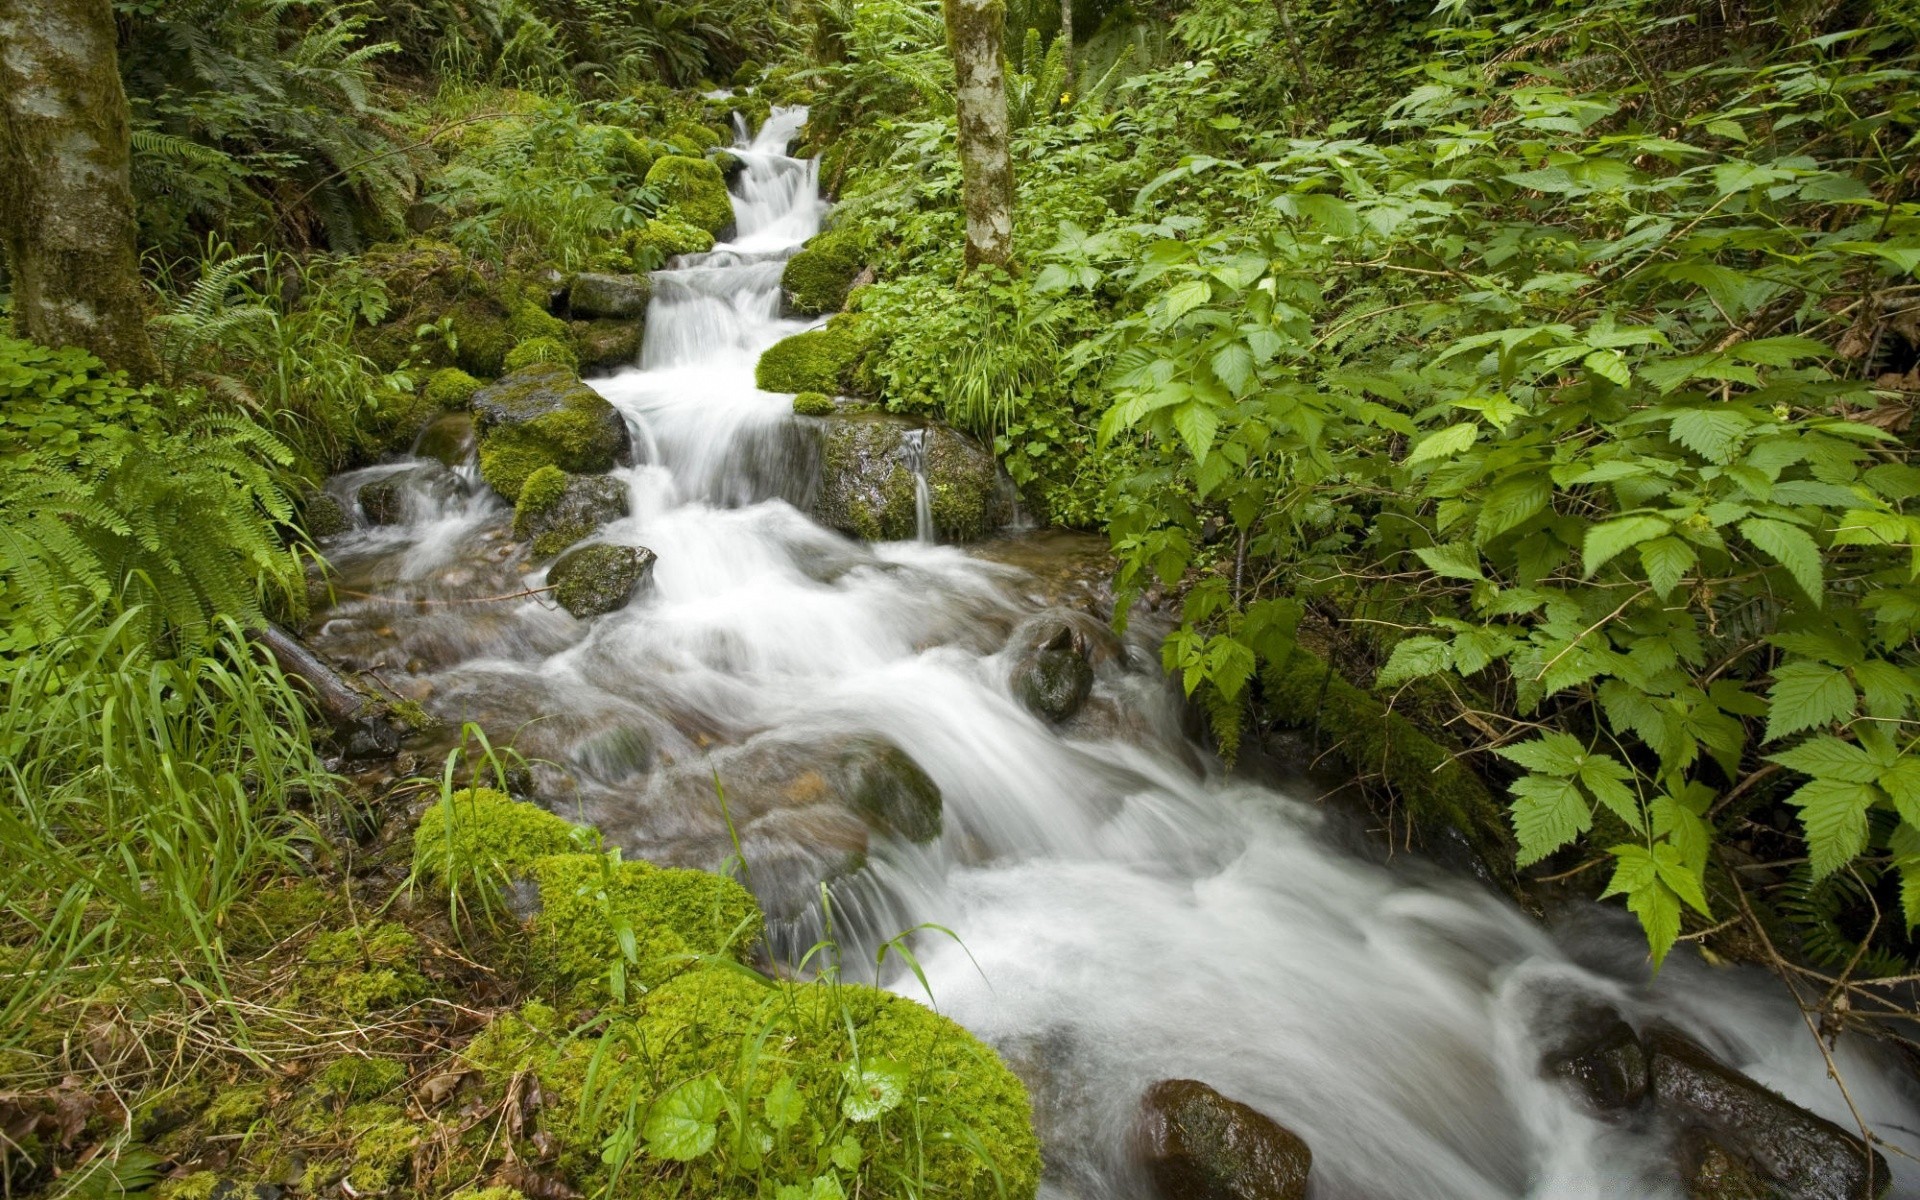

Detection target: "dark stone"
[1543, 1015, 1649, 1114]
[1135, 1079, 1311, 1200]
[356, 462, 463, 526]
[572, 318, 643, 372]
[404, 199, 443, 233]
[1679, 1129, 1775, 1200]
[1014, 623, 1095, 723]
[568, 272, 652, 320]
[342, 712, 404, 761]
[516, 472, 631, 558]
[811, 414, 1012, 543]
[547, 543, 656, 618]
[302, 491, 349, 539]
[1648, 1029, 1889, 1200]
[841, 739, 942, 843]
[412, 412, 476, 468]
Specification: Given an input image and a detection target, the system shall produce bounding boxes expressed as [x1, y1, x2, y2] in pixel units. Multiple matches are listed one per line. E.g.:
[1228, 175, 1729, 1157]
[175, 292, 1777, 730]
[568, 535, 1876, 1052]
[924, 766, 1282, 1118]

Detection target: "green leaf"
[1668, 409, 1749, 464]
[1405, 422, 1478, 465]
[764, 1077, 804, 1133]
[1785, 777, 1878, 878]
[1767, 736, 1880, 783]
[644, 1077, 726, 1162]
[1511, 774, 1591, 866]
[1412, 543, 1484, 581]
[1652, 841, 1711, 917]
[1494, 732, 1586, 776]
[1578, 754, 1644, 832]
[1376, 636, 1451, 686]
[1172, 401, 1219, 465]
[1163, 279, 1212, 321]
[1583, 515, 1672, 577]
[809, 1174, 847, 1200]
[1765, 662, 1856, 742]
[830, 1134, 863, 1172]
[1879, 757, 1920, 827]
[1211, 343, 1256, 397]
[1739, 518, 1822, 604]
[1639, 537, 1696, 600]
[1582, 349, 1630, 387]
[841, 1060, 909, 1122]
[1601, 844, 1682, 968]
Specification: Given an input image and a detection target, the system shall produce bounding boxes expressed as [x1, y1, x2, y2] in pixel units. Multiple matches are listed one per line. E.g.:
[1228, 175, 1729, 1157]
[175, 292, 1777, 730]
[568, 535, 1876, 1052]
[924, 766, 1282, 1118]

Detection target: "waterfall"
[305, 108, 1920, 1199]
[904, 428, 933, 543]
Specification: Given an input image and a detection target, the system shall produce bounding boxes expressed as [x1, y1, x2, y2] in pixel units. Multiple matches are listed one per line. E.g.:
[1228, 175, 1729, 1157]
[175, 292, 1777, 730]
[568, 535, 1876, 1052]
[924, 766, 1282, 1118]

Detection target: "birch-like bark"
[943, 0, 1014, 270]
[0, 0, 159, 380]
[1059, 0, 1073, 94]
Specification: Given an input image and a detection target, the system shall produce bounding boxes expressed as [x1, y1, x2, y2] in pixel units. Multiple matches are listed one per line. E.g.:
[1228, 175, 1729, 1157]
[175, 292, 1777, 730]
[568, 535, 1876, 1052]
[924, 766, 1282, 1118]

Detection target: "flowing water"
[311, 109, 1920, 1198]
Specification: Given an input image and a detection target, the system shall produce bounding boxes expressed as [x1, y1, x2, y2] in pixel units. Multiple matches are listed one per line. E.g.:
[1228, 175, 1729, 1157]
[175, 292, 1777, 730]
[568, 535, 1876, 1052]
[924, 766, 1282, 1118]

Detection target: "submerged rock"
[470, 362, 634, 502]
[1013, 622, 1095, 724]
[547, 543, 655, 618]
[356, 461, 463, 526]
[1135, 1079, 1311, 1200]
[1647, 1029, 1888, 1200]
[568, 272, 652, 320]
[1541, 1010, 1649, 1114]
[840, 737, 943, 843]
[811, 413, 1012, 543]
[514, 468, 630, 558]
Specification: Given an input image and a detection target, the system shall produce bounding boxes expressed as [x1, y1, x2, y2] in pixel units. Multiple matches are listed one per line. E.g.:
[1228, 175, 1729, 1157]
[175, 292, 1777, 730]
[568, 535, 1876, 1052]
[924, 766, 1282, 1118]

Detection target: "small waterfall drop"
[304, 107, 1920, 1200]
[904, 428, 933, 543]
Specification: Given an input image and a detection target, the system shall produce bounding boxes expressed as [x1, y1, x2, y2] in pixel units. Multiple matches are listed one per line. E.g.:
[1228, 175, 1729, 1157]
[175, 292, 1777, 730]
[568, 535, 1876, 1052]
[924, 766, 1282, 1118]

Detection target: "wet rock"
[548, 543, 656, 618]
[568, 272, 652, 320]
[1542, 1011, 1649, 1114]
[811, 414, 1012, 543]
[515, 470, 631, 558]
[572, 318, 643, 373]
[1013, 623, 1095, 724]
[356, 462, 464, 526]
[840, 738, 942, 843]
[737, 805, 871, 921]
[1135, 1079, 1312, 1200]
[412, 412, 476, 467]
[1679, 1129, 1775, 1200]
[470, 362, 634, 502]
[1647, 1029, 1888, 1200]
[302, 490, 349, 538]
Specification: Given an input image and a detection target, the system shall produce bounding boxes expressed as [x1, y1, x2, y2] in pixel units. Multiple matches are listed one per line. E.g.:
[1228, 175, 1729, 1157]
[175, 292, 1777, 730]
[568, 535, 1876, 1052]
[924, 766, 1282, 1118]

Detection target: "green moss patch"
[782, 226, 863, 316]
[626, 218, 714, 269]
[425, 367, 483, 409]
[413, 787, 587, 886]
[503, 336, 580, 373]
[470, 363, 632, 501]
[755, 315, 873, 396]
[792, 391, 835, 416]
[298, 922, 430, 1016]
[645, 156, 734, 238]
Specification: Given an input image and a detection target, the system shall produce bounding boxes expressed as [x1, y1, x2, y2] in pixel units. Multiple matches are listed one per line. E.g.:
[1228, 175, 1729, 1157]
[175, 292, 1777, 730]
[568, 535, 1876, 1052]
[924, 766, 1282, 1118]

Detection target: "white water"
[311, 109, 1920, 1198]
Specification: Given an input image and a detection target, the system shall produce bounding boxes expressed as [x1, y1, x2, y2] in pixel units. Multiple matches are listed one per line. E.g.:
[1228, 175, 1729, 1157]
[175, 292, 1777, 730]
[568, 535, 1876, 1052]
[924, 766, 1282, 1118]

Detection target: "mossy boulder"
[811, 414, 1011, 543]
[462, 967, 1040, 1200]
[1013, 623, 1095, 723]
[302, 491, 349, 539]
[548, 542, 656, 618]
[470, 363, 634, 502]
[352, 241, 515, 378]
[1136, 1079, 1312, 1200]
[413, 412, 477, 467]
[503, 335, 580, 373]
[645, 155, 735, 239]
[755, 313, 874, 396]
[792, 391, 835, 416]
[710, 148, 745, 183]
[840, 738, 943, 843]
[514, 468, 631, 558]
[425, 367, 483, 409]
[625, 217, 714, 269]
[782, 226, 863, 316]
[568, 272, 653, 320]
[571, 318, 643, 372]
[413, 787, 587, 885]
[662, 119, 726, 154]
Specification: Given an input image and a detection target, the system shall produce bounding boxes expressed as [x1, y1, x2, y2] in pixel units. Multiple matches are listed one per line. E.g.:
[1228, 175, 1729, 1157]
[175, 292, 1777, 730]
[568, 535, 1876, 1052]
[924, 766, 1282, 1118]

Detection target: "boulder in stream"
[1646, 1029, 1888, 1200]
[572, 318, 643, 372]
[412, 411, 476, 468]
[1013, 622, 1095, 724]
[811, 413, 1012, 543]
[548, 543, 655, 618]
[470, 362, 634, 502]
[356, 461, 464, 526]
[1135, 1079, 1312, 1200]
[1541, 1010, 1648, 1114]
[568, 272, 652, 320]
[514, 467, 631, 557]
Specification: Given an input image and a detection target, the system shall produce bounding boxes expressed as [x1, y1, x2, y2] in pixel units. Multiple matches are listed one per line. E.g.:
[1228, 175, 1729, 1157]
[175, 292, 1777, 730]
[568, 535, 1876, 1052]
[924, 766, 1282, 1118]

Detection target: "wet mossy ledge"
[469, 362, 633, 502]
[755, 312, 876, 396]
[132, 790, 1040, 1200]
[782, 225, 865, 316]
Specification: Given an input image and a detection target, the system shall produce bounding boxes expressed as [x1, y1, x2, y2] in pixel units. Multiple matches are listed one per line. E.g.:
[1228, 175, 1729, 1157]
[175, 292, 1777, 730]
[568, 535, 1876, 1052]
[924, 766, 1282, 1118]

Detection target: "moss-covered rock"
[302, 490, 349, 539]
[513, 469, 631, 557]
[298, 922, 428, 1016]
[754, 313, 874, 396]
[710, 148, 744, 183]
[1014, 623, 1095, 723]
[567, 272, 652, 321]
[357, 461, 463, 526]
[470, 363, 633, 501]
[425, 367, 483, 409]
[662, 120, 726, 154]
[792, 390, 835, 416]
[505, 294, 570, 345]
[812, 414, 1011, 543]
[624, 218, 714, 269]
[645, 155, 734, 239]
[503, 336, 580, 373]
[462, 966, 1039, 1200]
[547, 542, 655, 618]
[571, 318, 643, 372]
[413, 787, 588, 886]
[413, 412, 477, 467]
[782, 226, 863, 316]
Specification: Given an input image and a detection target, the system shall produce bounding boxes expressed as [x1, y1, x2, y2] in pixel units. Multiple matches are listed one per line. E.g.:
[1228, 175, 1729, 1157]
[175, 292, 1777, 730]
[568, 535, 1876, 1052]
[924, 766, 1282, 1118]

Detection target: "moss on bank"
[782, 225, 863, 315]
[755, 313, 874, 395]
[645, 155, 734, 238]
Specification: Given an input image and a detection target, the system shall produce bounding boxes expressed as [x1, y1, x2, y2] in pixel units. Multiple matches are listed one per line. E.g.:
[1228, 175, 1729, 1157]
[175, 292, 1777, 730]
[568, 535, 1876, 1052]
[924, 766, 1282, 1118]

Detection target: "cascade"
[307, 108, 1920, 1199]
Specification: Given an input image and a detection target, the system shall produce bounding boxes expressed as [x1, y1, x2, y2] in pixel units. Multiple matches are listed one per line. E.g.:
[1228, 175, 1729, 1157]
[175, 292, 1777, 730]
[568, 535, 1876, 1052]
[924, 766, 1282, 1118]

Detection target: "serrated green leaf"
[1583, 515, 1672, 576]
[1638, 537, 1696, 600]
[1767, 735, 1880, 783]
[1405, 422, 1479, 465]
[1173, 401, 1219, 465]
[1582, 349, 1631, 387]
[1376, 635, 1451, 686]
[1412, 543, 1484, 581]
[1668, 409, 1749, 464]
[764, 1076, 804, 1133]
[1601, 844, 1682, 968]
[1765, 662, 1856, 741]
[1740, 517, 1822, 604]
[1785, 777, 1878, 878]
[1494, 731, 1587, 776]
[1879, 757, 1920, 827]
[1511, 774, 1591, 866]
[1579, 754, 1644, 832]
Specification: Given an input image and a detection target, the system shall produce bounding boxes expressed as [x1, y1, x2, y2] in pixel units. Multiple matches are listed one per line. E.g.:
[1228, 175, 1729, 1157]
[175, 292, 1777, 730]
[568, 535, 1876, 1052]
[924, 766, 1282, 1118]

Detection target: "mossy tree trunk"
[1058, 0, 1073, 94]
[0, 0, 160, 381]
[943, 0, 1014, 270]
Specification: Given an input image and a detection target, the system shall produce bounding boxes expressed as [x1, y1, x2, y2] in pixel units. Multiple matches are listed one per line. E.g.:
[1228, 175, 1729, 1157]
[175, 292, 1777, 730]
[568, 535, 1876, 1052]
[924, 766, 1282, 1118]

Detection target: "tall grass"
[0, 612, 340, 1054]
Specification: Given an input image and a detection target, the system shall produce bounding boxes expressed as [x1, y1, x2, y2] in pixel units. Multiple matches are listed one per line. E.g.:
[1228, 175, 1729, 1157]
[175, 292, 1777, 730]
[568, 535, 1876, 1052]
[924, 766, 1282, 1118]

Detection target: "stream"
[310, 108, 1920, 1199]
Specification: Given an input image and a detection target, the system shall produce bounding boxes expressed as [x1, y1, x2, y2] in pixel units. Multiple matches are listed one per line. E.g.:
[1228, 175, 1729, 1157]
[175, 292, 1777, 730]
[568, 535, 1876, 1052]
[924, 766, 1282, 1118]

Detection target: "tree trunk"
[0, 0, 160, 381]
[943, 0, 1014, 271]
[1270, 0, 1313, 98]
[1059, 0, 1073, 95]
